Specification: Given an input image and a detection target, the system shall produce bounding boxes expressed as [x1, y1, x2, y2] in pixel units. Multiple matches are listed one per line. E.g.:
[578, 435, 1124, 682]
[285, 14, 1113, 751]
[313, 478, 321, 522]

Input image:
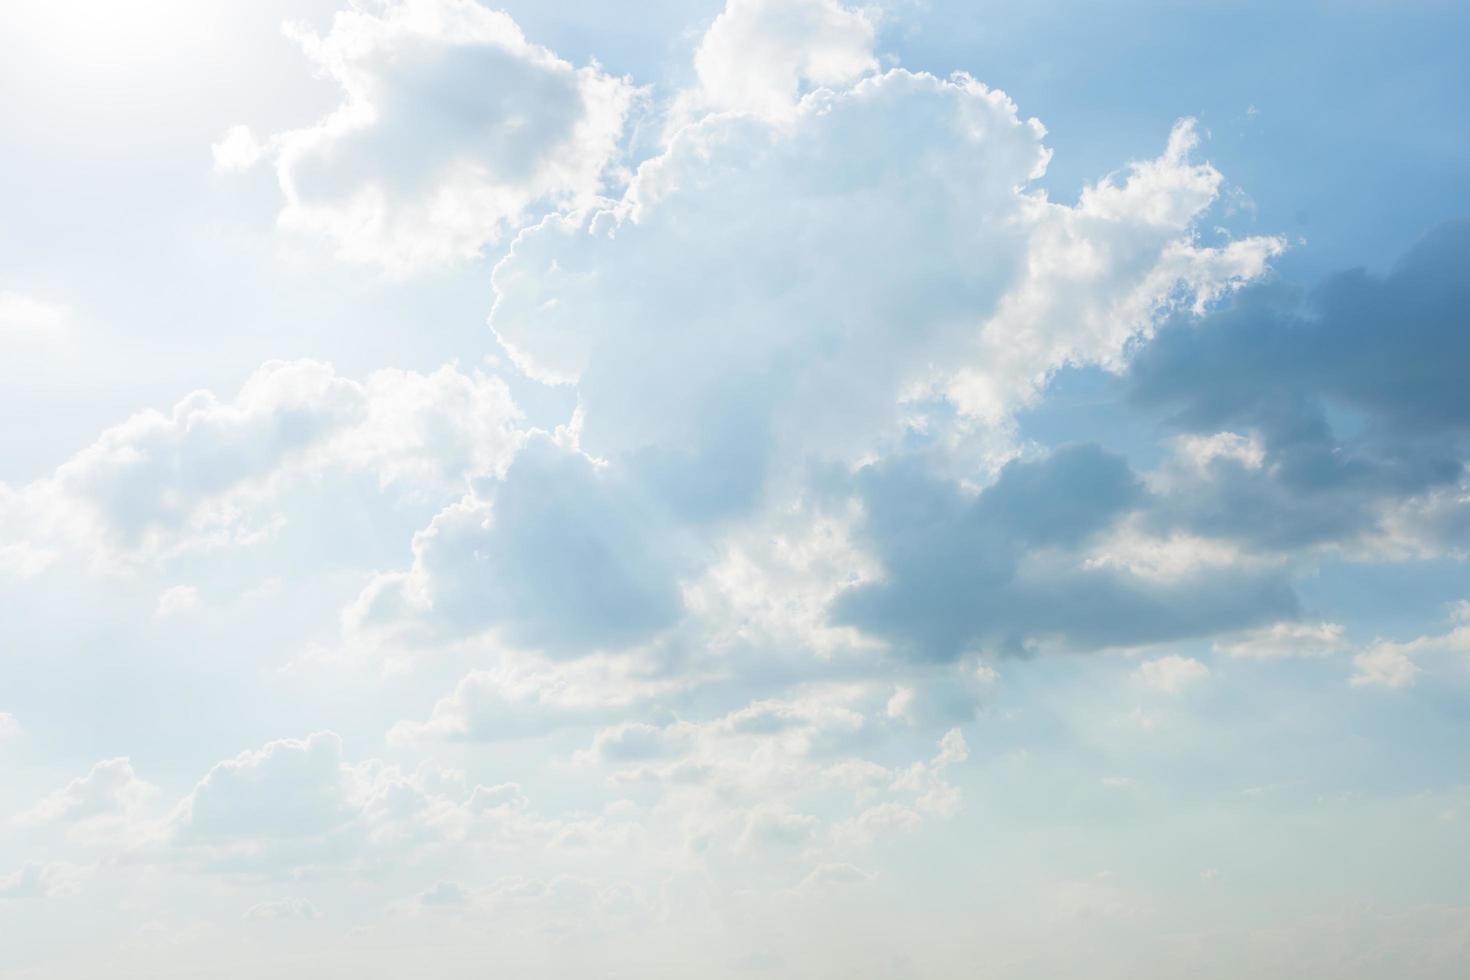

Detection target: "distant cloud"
[18, 758, 157, 844]
[0, 360, 521, 564]
[244, 897, 321, 920]
[1214, 622, 1347, 659]
[1136, 655, 1210, 694]
[0, 291, 68, 341]
[0, 862, 84, 900]
[1350, 645, 1421, 689]
[154, 585, 200, 619]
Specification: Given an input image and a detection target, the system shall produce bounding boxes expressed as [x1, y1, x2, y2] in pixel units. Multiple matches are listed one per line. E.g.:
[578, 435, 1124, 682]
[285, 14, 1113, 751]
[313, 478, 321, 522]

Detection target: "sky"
[0, 1, 1468, 977]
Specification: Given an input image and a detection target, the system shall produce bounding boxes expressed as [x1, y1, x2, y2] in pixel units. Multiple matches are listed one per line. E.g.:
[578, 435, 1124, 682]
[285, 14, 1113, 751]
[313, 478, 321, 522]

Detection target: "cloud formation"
[219, 0, 636, 273]
[8, 2, 1468, 973]
[0, 360, 520, 565]
[836, 445, 1297, 659]
[1129, 221, 1470, 555]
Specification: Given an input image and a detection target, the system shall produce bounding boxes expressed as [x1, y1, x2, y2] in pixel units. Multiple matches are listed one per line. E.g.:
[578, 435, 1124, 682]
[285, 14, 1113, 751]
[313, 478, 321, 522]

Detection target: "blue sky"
[1, 2, 1467, 977]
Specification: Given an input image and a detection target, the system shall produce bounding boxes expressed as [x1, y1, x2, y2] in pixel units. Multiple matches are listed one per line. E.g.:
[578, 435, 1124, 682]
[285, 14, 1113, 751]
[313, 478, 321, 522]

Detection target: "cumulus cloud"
[347, 435, 688, 655]
[172, 732, 367, 845]
[494, 75, 1275, 481]
[341, 62, 1280, 659]
[685, 0, 878, 121]
[0, 360, 520, 565]
[1349, 645, 1422, 689]
[18, 758, 157, 843]
[223, 0, 636, 273]
[1348, 606, 1470, 689]
[166, 732, 488, 872]
[108, 731, 627, 876]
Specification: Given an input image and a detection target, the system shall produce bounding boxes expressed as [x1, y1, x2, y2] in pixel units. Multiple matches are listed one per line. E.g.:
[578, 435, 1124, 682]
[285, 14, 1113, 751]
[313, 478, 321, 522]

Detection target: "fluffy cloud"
[1349, 645, 1421, 689]
[118, 732, 630, 876]
[494, 74, 1276, 479]
[18, 758, 157, 843]
[346, 64, 1279, 658]
[0, 360, 520, 565]
[564, 691, 972, 866]
[172, 732, 367, 845]
[222, 0, 636, 273]
[686, 0, 878, 120]
[167, 732, 493, 871]
[347, 435, 688, 655]
[389, 655, 680, 743]
[1348, 605, 1470, 688]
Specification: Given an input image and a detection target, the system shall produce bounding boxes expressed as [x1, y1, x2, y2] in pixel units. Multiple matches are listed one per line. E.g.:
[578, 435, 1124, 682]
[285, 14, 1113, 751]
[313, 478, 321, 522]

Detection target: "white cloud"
[345, 434, 687, 655]
[171, 732, 365, 845]
[0, 862, 84, 900]
[1214, 621, 1347, 659]
[165, 731, 476, 872]
[1135, 654, 1210, 694]
[160, 730, 621, 874]
[154, 585, 200, 619]
[0, 712, 18, 740]
[571, 689, 969, 857]
[227, 0, 636, 274]
[1171, 431, 1266, 473]
[0, 360, 521, 565]
[210, 124, 263, 174]
[685, 0, 878, 121]
[576, 721, 695, 765]
[0, 291, 68, 341]
[18, 758, 158, 843]
[1350, 645, 1422, 689]
[1348, 612, 1470, 688]
[493, 73, 1278, 479]
[796, 861, 874, 891]
[389, 656, 679, 743]
[1084, 521, 1254, 583]
[334, 64, 1282, 658]
[244, 897, 321, 920]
